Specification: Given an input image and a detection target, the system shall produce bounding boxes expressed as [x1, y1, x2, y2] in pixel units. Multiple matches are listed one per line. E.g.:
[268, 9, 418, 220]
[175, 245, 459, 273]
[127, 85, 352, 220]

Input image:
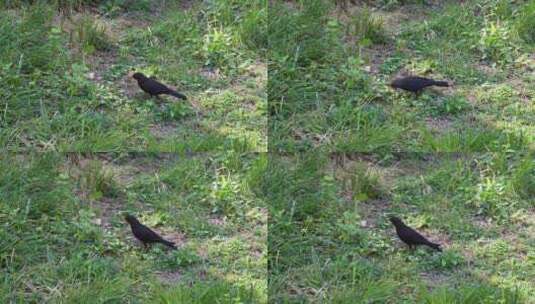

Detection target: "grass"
[0, 1, 267, 152]
[2, 0, 534, 303]
[269, 0, 535, 152]
[0, 152, 267, 303]
[268, 152, 535, 303]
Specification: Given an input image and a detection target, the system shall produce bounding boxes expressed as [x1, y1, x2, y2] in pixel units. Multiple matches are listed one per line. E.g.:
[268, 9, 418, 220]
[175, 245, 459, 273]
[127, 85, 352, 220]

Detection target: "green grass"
[2, 0, 535, 303]
[0, 152, 267, 303]
[268, 152, 535, 303]
[269, 0, 535, 152]
[0, 1, 267, 152]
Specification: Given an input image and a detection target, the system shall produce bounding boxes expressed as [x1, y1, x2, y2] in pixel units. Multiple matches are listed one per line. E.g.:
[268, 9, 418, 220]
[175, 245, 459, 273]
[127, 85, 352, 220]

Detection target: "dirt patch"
[357, 198, 391, 228]
[113, 15, 151, 30]
[425, 117, 453, 132]
[149, 123, 180, 139]
[156, 270, 182, 284]
[208, 217, 226, 226]
[165, 231, 187, 247]
[473, 215, 494, 230]
[429, 229, 452, 249]
[177, 0, 197, 10]
[200, 67, 222, 81]
[94, 197, 123, 230]
[420, 271, 449, 288]
[120, 72, 140, 99]
[362, 44, 396, 75]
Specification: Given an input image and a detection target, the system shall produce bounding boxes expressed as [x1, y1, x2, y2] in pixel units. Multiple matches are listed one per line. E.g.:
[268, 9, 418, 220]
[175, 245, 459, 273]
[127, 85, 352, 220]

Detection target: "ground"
[268, 152, 534, 303]
[0, 1, 266, 303]
[0, 1, 267, 152]
[269, 1, 535, 153]
[0, 153, 267, 303]
[268, 1, 534, 302]
[1, 0, 534, 303]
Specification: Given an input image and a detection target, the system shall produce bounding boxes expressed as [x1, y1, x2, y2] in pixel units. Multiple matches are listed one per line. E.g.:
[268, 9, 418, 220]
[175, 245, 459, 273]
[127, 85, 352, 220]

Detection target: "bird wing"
[403, 226, 433, 244]
[415, 77, 436, 87]
[142, 79, 171, 95]
[134, 224, 164, 242]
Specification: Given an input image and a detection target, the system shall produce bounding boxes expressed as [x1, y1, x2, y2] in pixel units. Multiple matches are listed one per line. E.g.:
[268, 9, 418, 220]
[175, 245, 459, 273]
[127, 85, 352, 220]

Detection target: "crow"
[389, 216, 442, 251]
[125, 214, 177, 250]
[390, 76, 449, 94]
[132, 72, 187, 100]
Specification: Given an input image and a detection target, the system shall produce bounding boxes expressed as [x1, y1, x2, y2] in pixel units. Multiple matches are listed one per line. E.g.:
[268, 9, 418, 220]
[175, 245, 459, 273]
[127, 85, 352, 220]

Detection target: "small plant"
[477, 19, 518, 65]
[239, 5, 267, 52]
[157, 102, 194, 121]
[160, 246, 201, 269]
[348, 163, 384, 201]
[476, 84, 515, 106]
[429, 250, 464, 270]
[79, 160, 120, 200]
[348, 7, 388, 45]
[515, 1, 535, 44]
[202, 27, 235, 68]
[510, 156, 535, 200]
[471, 175, 514, 221]
[430, 95, 470, 117]
[336, 211, 365, 243]
[379, 56, 405, 74]
[98, 0, 124, 17]
[339, 56, 371, 90]
[210, 172, 246, 219]
[72, 15, 113, 54]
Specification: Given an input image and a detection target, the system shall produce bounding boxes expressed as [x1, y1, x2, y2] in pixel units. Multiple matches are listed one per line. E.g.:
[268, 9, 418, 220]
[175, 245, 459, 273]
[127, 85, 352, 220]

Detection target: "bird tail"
[427, 242, 442, 252]
[432, 80, 449, 87]
[160, 239, 177, 249]
[167, 89, 187, 100]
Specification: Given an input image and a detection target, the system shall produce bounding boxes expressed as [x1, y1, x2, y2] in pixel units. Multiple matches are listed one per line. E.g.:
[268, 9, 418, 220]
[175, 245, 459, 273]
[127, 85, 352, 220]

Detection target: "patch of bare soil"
[208, 216, 226, 226]
[149, 122, 181, 139]
[166, 231, 187, 247]
[94, 197, 123, 230]
[149, 118, 204, 140]
[156, 270, 182, 284]
[420, 271, 450, 288]
[428, 229, 452, 249]
[357, 198, 391, 229]
[425, 116, 453, 132]
[200, 67, 222, 81]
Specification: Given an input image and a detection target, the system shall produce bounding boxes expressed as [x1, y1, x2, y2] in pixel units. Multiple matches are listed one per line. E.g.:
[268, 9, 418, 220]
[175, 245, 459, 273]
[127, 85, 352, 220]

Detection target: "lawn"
[269, 0, 535, 152]
[268, 151, 534, 303]
[0, 152, 267, 303]
[1, 0, 534, 303]
[0, 0, 267, 152]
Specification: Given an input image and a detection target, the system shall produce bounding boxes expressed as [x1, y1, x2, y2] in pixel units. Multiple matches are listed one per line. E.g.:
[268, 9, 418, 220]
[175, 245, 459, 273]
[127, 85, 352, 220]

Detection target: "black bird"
[390, 76, 449, 94]
[389, 216, 442, 251]
[125, 214, 177, 250]
[132, 72, 187, 100]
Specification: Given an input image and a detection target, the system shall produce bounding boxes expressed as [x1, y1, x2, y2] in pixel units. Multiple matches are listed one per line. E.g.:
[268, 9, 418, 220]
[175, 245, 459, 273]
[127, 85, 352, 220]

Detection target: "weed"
[347, 7, 388, 45]
[515, 1, 535, 44]
[78, 160, 120, 200]
[429, 95, 471, 117]
[71, 15, 113, 54]
[348, 162, 385, 201]
[478, 19, 518, 65]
